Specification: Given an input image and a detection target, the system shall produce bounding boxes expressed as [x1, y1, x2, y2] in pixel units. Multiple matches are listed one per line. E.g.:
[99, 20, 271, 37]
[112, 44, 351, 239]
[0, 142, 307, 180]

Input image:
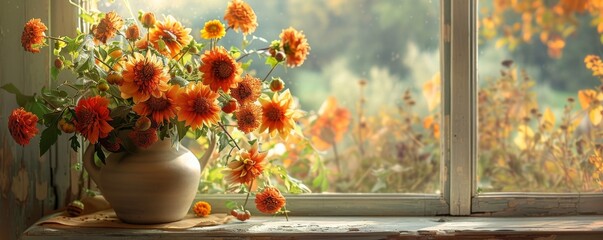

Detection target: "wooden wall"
[1, 1, 79, 239]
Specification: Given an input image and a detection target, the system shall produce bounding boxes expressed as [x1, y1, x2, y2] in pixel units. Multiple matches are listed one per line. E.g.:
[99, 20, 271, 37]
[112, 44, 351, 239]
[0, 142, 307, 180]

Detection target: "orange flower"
[192, 201, 212, 217]
[254, 187, 286, 214]
[235, 103, 262, 133]
[259, 90, 302, 138]
[92, 11, 124, 44]
[279, 27, 310, 67]
[176, 82, 221, 130]
[74, 96, 113, 144]
[308, 97, 351, 151]
[149, 16, 192, 58]
[201, 20, 226, 39]
[8, 108, 39, 146]
[230, 74, 262, 104]
[225, 143, 266, 185]
[224, 0, 258, 35]
[135, 38, 149, 50]
[128, 128, 158, 148]
[125, 24, 140, 41]
[199, 47, 242, 92]
[120, 52, 170, 103]
[21, 18, 47, 53]
[133, 85, 180, 124]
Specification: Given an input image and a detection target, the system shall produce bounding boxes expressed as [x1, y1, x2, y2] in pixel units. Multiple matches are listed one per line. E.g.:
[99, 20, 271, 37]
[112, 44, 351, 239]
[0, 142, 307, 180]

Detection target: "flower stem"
[94, 56, 114, 71]
[262, 64, 277, 82]
[242, 179, 254, 209]
[168, 47, 190, 72]
[218, 122, 241, 150]
[45, 36, 67, 43]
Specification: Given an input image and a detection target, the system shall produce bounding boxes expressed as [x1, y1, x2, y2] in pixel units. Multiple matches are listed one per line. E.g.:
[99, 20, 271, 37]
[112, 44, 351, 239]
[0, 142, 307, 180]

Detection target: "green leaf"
[225, 200, 238, 210]
[69, 135, 80, 152]
[94, 144, 106, 164]
[176, 120, 188, 141]
[25, 99, 51, 121]
[51, 66, 60, 81]
[40, 122, 61, 156]
[241, 59, 253, 70]
[110, 106, 131, 120]
[79, 13, 96, 24]
[98, 47, 107, 60]
[218, 132, 231, 152]
[265, 56, 279, 68]
[1, 83, 35, 107]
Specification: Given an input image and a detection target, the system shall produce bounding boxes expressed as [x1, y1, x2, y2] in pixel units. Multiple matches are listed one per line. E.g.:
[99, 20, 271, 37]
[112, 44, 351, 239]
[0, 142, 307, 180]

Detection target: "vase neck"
[134, 138, 174, 152]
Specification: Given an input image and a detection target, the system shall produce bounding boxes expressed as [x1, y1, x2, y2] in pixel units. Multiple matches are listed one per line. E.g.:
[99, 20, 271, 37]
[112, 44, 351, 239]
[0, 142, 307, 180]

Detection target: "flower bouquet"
[5, 0, 310, 223]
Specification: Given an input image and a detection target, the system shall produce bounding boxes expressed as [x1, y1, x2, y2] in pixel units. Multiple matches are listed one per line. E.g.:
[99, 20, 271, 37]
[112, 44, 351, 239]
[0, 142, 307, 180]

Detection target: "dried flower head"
[235, 103, 262, 133]
[230, 74, 262, 104]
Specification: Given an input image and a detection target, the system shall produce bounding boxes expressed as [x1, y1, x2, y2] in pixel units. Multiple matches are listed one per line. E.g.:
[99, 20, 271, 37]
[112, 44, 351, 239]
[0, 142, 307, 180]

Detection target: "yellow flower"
[201, 20, 226, 39]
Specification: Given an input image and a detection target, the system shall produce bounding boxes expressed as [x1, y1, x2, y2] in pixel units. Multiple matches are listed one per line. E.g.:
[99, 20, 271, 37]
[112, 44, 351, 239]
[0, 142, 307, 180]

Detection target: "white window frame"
[67, 0, 603, 217]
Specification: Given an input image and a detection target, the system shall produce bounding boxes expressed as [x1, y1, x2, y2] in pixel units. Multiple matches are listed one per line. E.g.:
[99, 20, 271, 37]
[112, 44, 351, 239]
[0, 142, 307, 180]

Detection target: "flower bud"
[222, 99, 237, 113]
[141, 12, 156, 28]
[54, 58, 63, 69]
[58, 118, 76, 133]
[109, 49, 123, 59]
[270, 78, 285, 92]
[275, 51, 286, 62]
[134, 116, 151, 131]
[185, 64, 193, 74]
[106, 72, 124, 85]
[97, 80, 109, 92]
[125, 24, 140, 41]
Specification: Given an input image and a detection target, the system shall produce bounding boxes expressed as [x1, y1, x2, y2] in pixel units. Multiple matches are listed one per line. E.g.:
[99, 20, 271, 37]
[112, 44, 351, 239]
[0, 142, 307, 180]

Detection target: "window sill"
[22, 215, 603, 239]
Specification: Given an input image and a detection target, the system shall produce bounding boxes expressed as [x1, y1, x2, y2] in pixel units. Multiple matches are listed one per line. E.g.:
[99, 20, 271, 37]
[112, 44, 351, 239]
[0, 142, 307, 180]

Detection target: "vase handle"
[198, 134, 217, 170]
[83, 144, 103, 190]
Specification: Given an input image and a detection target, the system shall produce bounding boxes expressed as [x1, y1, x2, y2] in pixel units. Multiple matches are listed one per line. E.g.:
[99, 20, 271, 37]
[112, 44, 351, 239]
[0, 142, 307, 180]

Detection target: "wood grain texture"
[1, 1, 78, 240]
[448, 0, 476, 216]
[22, 215, 603, 240]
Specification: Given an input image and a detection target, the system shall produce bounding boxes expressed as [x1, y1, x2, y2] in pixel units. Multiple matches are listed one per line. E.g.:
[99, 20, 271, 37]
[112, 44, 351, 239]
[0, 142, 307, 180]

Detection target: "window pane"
[97, 0, 441, 193]
[478, 0, 603, 192]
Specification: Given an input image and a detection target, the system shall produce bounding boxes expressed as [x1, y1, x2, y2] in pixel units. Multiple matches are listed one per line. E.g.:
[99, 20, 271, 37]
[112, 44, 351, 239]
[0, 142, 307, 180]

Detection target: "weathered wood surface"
[0, 1, 78, 240]
[473, 193, 603, 216]
[22, 215, 603, 240]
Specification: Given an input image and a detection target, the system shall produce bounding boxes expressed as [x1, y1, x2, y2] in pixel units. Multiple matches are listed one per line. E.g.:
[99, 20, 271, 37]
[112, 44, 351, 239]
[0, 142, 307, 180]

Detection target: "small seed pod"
[97, 80, 110, 92]
[106, 72, 124, 85]
[222, 99, 237, 113]
[275, 51, 286, 62]
[66, 200, 85, 217]
[54, 58, 63, 69]
[134, 116, 152, 131]
[270, 78, 285, 92]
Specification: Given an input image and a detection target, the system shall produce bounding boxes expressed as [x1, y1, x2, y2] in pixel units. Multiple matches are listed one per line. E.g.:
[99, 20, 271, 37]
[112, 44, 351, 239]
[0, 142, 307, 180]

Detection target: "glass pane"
[97, 0, 441, 193]
[478, 0, 603, 192]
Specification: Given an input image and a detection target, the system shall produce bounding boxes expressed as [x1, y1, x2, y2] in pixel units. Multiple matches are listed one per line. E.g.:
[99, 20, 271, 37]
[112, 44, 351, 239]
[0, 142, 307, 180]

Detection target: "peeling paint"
[10, 168, 29, 203]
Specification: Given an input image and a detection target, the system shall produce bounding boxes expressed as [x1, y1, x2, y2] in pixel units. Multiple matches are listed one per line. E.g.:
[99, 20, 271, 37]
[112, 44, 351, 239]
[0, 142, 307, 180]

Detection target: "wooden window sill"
[22, 215, 603, 239]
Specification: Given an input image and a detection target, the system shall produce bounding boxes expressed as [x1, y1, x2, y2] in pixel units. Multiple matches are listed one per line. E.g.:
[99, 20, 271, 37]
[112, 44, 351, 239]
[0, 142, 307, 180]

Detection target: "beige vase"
[82, 138, 215, 224]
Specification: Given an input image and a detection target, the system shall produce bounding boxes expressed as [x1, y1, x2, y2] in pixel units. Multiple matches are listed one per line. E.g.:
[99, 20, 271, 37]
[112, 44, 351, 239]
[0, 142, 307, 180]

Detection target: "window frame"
[71, 0, 603, 217]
